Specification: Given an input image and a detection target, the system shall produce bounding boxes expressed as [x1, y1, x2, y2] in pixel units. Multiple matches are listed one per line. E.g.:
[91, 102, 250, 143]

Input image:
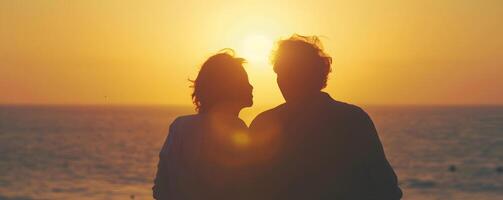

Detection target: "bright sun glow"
[241, 34, 274, 64]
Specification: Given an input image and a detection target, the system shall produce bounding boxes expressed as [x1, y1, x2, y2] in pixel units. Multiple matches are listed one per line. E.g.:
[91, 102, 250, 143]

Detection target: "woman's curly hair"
[190, 50, 246, 113]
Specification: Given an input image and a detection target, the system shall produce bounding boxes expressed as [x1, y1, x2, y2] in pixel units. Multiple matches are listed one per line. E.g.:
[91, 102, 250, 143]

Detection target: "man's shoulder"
[260, 103, 287, 116]
[250, 104, 286, 128]
[328, 99, 367, 115]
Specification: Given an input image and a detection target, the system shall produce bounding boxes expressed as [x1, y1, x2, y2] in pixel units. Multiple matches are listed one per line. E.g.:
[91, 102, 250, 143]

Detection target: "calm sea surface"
[0, 105, 502, 200]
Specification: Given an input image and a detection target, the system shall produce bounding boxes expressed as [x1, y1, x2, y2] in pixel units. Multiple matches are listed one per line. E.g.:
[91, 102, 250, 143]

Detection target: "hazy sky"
[1, 0, 502, 106]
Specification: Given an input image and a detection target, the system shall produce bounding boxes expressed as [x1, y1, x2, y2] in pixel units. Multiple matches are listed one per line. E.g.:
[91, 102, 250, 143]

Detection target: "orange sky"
[1, 0, 502, 106]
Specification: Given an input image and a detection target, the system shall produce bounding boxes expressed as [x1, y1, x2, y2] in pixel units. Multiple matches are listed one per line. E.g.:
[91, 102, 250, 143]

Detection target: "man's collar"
[285, 91, 333, 107]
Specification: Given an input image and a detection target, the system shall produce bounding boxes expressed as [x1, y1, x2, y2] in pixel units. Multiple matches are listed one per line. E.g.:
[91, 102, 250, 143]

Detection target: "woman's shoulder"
[171, 114, 248, 131]
[173, 114, 201, 123]
[160, 114, 202, 154]
[171, 114, 203, 128]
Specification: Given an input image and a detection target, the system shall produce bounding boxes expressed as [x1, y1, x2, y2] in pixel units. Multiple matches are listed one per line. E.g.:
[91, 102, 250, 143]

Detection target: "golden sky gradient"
[1, 0, 502, 106]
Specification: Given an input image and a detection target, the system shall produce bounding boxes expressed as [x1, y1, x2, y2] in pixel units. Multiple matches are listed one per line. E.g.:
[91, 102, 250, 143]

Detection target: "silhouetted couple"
[153, 35, 402, 200]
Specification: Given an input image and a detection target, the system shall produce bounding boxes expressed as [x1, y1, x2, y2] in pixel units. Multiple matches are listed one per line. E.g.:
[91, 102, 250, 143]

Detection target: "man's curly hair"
[271, 34, 333, 90]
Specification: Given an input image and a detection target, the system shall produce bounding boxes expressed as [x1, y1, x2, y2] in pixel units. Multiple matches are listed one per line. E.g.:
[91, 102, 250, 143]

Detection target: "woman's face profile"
[231, 66, 253, 109]
[192, 53, 253, 113]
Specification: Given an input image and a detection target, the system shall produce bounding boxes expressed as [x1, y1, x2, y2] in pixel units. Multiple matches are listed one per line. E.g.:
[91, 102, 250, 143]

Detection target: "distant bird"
[448, 165, 457, 172]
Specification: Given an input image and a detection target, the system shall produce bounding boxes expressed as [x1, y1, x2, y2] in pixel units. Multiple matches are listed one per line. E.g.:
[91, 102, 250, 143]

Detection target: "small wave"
[452, 182, 503, 193]
[0, 195, 33, 200]
[51, 187, 87, 193]
[402, 178, 436, 188]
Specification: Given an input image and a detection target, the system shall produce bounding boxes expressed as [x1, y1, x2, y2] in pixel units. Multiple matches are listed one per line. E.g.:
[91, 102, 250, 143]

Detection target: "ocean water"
[0, 105, 502, 200]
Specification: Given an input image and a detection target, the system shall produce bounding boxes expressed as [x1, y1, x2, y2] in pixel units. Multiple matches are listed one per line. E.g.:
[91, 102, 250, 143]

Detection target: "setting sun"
[1, 1, 503, 200]
[240, 34, 274, 64]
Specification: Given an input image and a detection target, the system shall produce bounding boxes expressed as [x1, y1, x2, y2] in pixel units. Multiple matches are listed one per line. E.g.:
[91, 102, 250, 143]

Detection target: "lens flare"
[232, 131, 250, 146]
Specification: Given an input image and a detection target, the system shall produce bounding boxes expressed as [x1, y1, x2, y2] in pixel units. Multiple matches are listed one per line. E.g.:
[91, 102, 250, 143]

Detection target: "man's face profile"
[274, 50, 319, 102]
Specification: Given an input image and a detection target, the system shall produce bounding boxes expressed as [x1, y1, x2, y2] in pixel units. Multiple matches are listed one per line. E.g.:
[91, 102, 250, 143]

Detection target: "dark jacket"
[249, 92, 402, 200]
[153, 114, 252, 200]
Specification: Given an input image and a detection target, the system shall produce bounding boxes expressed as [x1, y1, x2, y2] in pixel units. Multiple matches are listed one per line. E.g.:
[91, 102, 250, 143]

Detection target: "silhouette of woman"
[153, 51, 254, 200]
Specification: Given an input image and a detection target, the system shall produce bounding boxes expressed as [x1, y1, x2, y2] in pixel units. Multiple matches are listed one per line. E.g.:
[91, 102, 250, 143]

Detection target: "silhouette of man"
[249, 35, 402, 200]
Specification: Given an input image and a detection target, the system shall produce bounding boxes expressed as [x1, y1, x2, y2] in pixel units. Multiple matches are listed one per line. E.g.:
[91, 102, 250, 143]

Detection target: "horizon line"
[1, 103, 503, 107]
